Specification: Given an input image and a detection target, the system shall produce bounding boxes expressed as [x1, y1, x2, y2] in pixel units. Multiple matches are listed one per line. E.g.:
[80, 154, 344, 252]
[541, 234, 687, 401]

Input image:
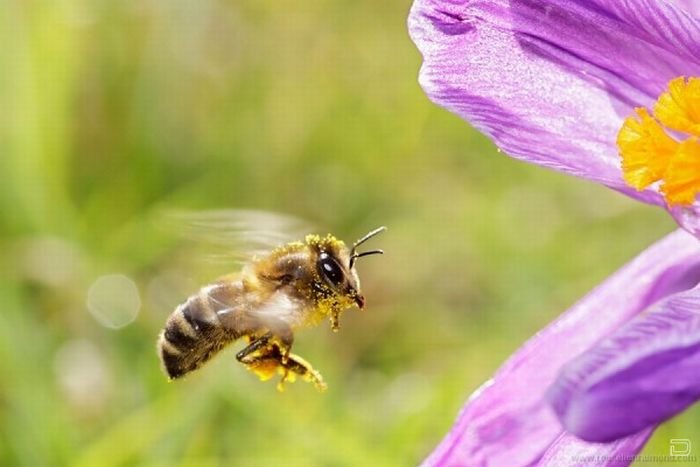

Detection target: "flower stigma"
[618, 77, 700, 206]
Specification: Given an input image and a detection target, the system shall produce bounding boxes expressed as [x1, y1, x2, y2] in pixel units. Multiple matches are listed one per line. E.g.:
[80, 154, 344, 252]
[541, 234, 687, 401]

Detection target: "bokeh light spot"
[54, 339, 111, 413]
[20, 236, 84, 287]
[87, 274, 141, 329]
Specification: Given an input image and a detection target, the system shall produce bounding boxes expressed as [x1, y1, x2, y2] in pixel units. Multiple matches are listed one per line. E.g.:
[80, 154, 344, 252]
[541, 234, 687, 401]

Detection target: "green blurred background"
[0, 1, 695, 466]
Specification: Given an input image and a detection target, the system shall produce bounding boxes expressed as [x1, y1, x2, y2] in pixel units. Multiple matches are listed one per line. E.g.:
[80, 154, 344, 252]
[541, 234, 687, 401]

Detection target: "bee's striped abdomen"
[158, 285, 238, 379]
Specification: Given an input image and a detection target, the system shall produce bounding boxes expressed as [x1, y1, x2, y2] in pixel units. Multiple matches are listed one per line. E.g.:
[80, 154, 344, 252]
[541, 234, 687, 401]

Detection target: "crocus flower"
[409, 0, 700, 465]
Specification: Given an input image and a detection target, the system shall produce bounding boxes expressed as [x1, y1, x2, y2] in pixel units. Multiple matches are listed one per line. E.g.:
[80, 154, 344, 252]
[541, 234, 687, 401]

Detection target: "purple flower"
[408, 0, 700, 464]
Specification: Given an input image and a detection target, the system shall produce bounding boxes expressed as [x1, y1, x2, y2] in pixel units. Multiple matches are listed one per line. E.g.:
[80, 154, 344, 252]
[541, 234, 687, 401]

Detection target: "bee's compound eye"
[319, 252, 344, 286]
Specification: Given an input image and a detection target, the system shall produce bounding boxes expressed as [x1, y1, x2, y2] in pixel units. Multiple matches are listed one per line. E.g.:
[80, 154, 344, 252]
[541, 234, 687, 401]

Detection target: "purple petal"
[421, 229, 700, 467]
[671, 204, 700, 243]
[538, 430, 653, 466]
[674, 0, 700, 18]
[548, 283, 700, 442]
[590, 0, 700, 61]
[409, 0, 700, 213]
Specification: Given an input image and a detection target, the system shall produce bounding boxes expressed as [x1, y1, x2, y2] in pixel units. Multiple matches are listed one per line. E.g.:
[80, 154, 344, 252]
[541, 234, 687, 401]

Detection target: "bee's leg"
[235, 333, 282, 382]
[268, 321, 294, 364]
[253, 349, 326, 392]
[238, 355, 280, 383]
[235, 332, 273, 362]
[279, 352, 327, 392]
[238, 342, 326, 392]
[219, 309, 294, 363]
[234, 332, 293, 384]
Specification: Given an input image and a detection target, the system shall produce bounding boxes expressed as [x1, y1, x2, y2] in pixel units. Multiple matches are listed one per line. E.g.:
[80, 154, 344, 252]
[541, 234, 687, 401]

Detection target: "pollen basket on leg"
[618, 76, 700, 206]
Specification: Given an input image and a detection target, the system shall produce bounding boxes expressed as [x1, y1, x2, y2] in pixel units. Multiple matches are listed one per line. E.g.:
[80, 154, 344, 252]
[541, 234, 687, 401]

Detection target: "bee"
[157, 225, 386, 391]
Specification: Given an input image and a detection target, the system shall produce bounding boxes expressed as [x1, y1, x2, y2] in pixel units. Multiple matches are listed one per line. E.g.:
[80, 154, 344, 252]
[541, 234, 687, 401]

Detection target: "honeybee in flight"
[158, 220, 386, 391]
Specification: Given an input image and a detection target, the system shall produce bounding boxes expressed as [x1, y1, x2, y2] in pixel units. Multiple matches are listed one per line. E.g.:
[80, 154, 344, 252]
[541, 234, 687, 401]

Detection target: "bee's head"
[307, 227, 386, 309]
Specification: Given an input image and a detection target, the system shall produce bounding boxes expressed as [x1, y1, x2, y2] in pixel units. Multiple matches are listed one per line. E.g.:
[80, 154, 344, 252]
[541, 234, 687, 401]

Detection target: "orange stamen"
[617, 108, 677, 189]
[617, 76, 700, 206]
[661, 138, 700, 206]
[654, 77, 700, 138]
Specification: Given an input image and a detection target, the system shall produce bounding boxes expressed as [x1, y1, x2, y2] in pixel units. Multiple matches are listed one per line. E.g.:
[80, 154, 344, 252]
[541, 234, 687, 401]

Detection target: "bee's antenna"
[351, 226, 387, 256]
[350, 249, 383, 269]
[350, 226, 387, 268]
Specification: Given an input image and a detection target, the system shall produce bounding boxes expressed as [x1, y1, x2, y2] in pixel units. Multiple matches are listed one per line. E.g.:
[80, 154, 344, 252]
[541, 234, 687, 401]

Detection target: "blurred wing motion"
[162, 209, 315, 265]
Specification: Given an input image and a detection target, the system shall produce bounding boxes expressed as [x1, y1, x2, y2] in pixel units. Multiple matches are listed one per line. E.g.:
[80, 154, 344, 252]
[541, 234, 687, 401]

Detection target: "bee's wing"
[161, 209, 315, 265]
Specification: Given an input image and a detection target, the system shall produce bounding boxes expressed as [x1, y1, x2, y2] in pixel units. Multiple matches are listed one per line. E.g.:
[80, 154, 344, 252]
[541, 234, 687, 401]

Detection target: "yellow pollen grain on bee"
[304, 233, 346, 251]
[618, 76, 700, 206]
